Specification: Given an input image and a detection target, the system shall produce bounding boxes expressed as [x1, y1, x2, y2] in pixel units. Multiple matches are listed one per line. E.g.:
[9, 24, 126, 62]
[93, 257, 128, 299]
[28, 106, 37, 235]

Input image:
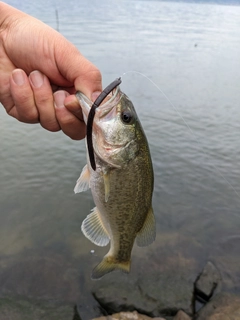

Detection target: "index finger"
[54, 41, 102, 99]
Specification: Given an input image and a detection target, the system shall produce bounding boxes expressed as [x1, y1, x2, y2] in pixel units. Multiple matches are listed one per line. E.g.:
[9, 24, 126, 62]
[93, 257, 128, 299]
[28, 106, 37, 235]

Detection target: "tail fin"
[91, 256, 131, 280]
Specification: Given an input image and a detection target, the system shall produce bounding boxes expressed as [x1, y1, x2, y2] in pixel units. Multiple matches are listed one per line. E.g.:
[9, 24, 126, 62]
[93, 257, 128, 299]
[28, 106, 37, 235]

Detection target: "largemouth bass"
[75, 83, 155, 279]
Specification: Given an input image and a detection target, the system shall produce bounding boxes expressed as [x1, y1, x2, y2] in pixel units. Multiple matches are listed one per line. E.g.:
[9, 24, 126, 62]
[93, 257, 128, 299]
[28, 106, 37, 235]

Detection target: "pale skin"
[0, 2, 102, 140]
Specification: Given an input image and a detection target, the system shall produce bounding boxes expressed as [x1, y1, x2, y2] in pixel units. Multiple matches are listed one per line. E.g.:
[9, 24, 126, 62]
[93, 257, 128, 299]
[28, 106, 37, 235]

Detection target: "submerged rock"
[92, 310, 166, 320]
[92, 268, 194, 318]
[137, 271, 194, 317]
[196, 293, 240, 320]
[91, 232, 202, 319]
[194, 261, 222, 302]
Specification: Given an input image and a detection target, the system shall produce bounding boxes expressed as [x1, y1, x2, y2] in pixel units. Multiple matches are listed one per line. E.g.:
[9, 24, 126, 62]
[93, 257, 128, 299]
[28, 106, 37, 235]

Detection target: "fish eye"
[121, 110, 133, 124]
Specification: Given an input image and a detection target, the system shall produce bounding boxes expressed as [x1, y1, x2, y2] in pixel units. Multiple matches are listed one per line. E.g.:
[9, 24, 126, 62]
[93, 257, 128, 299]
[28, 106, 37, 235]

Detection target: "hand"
[0, 2, 102, 139]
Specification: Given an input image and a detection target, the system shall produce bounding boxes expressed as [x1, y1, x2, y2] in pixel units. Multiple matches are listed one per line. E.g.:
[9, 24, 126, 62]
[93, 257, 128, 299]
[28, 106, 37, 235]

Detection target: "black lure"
[87, 77, 122, 171]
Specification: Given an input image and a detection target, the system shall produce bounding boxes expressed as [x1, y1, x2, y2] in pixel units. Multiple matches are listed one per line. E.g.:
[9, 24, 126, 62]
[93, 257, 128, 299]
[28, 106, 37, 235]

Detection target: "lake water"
[1, 0, 240, 318]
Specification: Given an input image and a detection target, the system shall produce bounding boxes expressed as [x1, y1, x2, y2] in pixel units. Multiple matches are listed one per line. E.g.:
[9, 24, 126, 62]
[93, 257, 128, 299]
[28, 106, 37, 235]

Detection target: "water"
[1, 0, 240, 317]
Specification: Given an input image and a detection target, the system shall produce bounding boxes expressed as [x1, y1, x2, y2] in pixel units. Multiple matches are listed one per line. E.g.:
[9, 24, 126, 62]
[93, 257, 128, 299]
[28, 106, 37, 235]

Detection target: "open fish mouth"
[76, 78, 122, 171]
[76, 82, 121, 118]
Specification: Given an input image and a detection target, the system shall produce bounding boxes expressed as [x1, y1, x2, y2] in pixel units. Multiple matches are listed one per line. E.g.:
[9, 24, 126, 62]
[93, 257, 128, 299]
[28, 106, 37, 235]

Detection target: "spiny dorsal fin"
[74, 164, 90, 194]
[81, 207, 110, 247]
[136, 207, 156, 247]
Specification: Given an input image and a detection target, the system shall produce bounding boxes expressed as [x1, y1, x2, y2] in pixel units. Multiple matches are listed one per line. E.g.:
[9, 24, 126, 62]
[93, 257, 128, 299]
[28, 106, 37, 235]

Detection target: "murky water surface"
[1, 0, 240, 317]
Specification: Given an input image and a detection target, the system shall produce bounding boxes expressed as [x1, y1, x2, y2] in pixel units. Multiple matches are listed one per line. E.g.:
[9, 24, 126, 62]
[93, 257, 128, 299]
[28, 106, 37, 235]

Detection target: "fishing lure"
[86, 77, 122, 170]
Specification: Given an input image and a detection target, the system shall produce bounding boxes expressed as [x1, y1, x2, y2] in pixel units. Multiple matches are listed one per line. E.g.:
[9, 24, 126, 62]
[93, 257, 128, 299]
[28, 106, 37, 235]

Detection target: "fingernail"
[91, 91, 101, 101]
[12, 69, 25, 86]
[54, 91, 68, 109]
[29, 70, 44, 88]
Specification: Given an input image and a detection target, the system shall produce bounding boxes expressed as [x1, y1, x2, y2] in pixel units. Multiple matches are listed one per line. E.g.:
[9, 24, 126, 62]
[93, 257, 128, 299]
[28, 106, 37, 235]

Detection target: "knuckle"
[83, 66, 102, 83]
[19, 108, 39, 123]
[34, 89, 53, 106]
[38, 96, 52, 108]
[60, 116, 86, 140]
[16, 91, 31, 105]
[41, 121, 60, 132]
[61, 114, 76, 127]
[67, 130, 85, 141]
[14, 100, 39, 123]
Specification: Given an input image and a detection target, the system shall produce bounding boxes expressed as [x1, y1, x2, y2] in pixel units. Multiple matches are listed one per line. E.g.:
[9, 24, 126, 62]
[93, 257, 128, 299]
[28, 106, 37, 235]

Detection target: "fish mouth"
[76, 83, 123, 171]
[76, 85, 121, 122]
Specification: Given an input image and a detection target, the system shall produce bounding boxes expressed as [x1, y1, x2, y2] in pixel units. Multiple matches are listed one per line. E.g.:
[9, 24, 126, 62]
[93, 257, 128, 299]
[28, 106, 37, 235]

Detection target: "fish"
[74, 83, 155, 279]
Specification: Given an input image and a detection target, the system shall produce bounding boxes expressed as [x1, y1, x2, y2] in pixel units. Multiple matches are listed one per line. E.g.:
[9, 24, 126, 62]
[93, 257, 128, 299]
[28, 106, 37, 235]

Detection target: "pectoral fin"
[81, 207, 110, 247]
[74, 164, 90, 193]
[136, 207, 156, 247]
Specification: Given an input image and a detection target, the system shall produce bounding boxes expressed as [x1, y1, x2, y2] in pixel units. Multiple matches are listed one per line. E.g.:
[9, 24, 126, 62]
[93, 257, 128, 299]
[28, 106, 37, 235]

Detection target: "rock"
[76, 294, 109, 320]
[209, 235, 240, 293]
[92, 277, 143, 314]
[92, 268, 194, 318]
[73, 306, 82, 320]
[173, 310, 192, 320]
[137, 271, 194, 317]
[92, 310, 166, 320]
[194, 262, 221, 302]
[196, 293, 240, 320]
[91, 232, 204, 319]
